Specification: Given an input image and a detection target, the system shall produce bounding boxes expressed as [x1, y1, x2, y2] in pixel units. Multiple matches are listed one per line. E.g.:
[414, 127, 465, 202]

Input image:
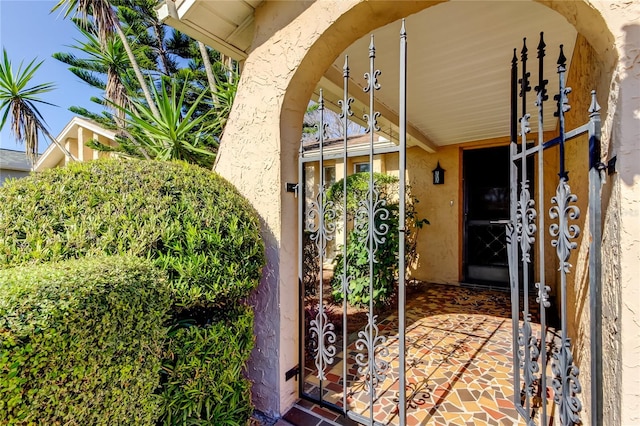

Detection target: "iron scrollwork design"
[354, 187, 390, 263]
[305, 186, 337, 258]
[551, 338, 582, 425]
[309, 308, 337, 380]
[535, 282, 551, 308]
[516, 180, 537, 263]
[518, 315, 540, 398]
[549, 179, 580, 272]
[354, 314, 389, 397]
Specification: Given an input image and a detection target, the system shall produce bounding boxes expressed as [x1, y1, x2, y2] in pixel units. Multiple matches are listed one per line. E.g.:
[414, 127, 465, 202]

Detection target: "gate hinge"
[606, 156, 617, 175]
[285, 182, 299, 197]
[285, 365, 300, 381]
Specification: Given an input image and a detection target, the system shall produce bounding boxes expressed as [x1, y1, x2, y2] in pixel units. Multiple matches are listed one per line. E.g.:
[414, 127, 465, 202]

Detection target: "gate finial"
[519, 38, 531, 115]
[589, 90, 601, 115]
[369, 35, 375, 59]
[557, 44, 567, 70]
[535, 32, 549, 104]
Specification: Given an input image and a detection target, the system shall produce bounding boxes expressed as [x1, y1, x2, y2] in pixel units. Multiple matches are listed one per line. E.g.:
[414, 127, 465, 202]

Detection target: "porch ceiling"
[159, 0, 578, 152]
[317, 1, 577, 151]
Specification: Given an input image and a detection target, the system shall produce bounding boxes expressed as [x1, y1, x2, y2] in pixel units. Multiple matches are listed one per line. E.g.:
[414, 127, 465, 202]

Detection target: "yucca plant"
[0, 49, 76, 164]
[110, 77, 224, 167]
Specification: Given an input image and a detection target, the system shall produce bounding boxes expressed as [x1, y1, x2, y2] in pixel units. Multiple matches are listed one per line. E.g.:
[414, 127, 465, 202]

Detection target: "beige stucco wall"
[213, 0, 639, 421]
[408, 145, 460, 284]
[597, 4, 640, 425]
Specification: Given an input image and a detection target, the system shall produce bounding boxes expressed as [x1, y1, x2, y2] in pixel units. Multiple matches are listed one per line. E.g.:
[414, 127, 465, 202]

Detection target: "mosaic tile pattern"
[295, 284, 554, 426]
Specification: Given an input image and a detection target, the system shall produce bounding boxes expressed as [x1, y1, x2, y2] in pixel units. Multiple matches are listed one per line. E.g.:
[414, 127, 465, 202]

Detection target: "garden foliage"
[0, 158, 264, 310]
[0, 159, 265, 425]
[160, 306, 254, 426]
[327, 172, 426, 307]
[0, 256, 169, 425]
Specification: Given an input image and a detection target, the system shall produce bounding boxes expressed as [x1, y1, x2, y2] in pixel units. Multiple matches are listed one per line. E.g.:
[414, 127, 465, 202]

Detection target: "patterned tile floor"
[286, 283, 554, 426]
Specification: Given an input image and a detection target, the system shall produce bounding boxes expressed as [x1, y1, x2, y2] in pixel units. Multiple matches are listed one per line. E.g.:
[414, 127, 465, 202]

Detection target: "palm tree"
[51, 0, 160, 119]
[0, 49, 76, 165]
[54, 24, 132, 126]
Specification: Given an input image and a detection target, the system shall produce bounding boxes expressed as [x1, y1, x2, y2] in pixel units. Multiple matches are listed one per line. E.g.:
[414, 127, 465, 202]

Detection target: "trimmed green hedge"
[160, 306, 255, 425]
[0, 256, 170, 425]
[0, 158, 264, 309]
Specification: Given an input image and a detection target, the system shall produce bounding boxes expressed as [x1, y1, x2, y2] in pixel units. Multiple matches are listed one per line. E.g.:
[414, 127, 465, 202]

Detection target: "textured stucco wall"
[601, 4, 640, 424]
[214, 0, 638, 420]
[408, 145, 461, 284]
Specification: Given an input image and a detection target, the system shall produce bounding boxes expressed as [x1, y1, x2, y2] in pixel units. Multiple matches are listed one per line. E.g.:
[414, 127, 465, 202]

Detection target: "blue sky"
[0, 0, 101, 153]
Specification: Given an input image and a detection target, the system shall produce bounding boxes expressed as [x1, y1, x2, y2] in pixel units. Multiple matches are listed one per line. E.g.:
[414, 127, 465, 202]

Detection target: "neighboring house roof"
[35, 117, 117, 171]
[157, 0, 263, 61]
[0, 149, 31, 172]
[301, 133, 397, 161]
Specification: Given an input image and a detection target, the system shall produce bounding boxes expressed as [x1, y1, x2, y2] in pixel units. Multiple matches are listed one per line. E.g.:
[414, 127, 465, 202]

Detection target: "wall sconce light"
[432, 161, 445, 185]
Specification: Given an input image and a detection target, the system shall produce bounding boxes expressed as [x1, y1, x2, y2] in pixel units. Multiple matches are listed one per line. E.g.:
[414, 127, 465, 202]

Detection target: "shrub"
[326, 172, 427, 307]
[0, 256, 170, 425]
[160, 306, 254, 425]
[0, 158, 264, 310]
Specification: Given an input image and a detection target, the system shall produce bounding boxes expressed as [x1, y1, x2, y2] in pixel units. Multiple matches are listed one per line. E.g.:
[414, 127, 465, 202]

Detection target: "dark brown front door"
[463, 146, 511, 286]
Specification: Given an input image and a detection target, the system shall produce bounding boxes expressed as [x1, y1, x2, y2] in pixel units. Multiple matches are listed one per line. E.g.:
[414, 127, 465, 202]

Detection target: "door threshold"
[459, 281, 511, 292]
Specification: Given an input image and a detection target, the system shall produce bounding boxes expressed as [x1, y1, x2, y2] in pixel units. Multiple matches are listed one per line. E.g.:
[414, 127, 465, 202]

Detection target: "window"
[323, 166, 336, 186]
[354, 162, 370, 173]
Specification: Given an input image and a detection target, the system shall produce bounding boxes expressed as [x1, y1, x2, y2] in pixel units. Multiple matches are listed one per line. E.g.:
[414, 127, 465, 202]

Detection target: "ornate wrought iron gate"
[298, 21, 409, 425]
[507, 34, 603, 426]
[297, 25, 603, 426]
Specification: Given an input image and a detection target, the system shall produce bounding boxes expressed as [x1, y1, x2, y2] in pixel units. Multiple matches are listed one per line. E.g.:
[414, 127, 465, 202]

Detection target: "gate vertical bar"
[397, 19, 407, 424]
[367, 35, 377, 423]
[508, 46, 522, 413]
[518, 37, 537, 422]
[534, 32, 549, 425]
[298, 114, 304, 398]
[317, 89, 327, 396]
[550, 44, 583, 426]
[306, 90, 337, 394]
[340, 55, 352, 416]
[588, 90, 603, 426]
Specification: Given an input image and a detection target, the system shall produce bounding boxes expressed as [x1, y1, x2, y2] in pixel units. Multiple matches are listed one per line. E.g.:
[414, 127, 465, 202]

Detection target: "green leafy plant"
[0, 256, 170, 425]
[110, 78, 220, 167]
[160, 306, 254, 426]
[327, 172, 427, 308]
[0, 158, 264, 423]
[0, 158, 264, 310]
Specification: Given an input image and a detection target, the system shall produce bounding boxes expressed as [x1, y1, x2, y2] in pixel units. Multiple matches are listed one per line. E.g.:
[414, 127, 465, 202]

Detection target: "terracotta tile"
[282, 407, 321, 425]
[311, 406, 339, 421]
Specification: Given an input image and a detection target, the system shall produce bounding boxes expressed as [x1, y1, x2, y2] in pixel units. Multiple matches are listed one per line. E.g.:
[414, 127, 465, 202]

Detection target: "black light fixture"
[432, 161, 445, 185]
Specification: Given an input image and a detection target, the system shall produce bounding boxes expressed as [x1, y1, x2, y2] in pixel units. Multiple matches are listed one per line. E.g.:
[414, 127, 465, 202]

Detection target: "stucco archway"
[213, 1, 636, 422]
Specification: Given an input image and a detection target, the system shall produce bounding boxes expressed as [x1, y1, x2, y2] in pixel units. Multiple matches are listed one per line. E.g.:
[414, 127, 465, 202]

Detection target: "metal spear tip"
[537, 32, 546, 56]
[369, 35, 375, 57]
[400, 18, 406, 37]
[521, 37, 528, 60]
[589, 90, 601, 114]
[557, 44, 567, 67]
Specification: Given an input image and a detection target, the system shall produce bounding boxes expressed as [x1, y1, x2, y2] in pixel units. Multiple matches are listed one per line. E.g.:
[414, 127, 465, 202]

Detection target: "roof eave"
[157, 0, 250, 61]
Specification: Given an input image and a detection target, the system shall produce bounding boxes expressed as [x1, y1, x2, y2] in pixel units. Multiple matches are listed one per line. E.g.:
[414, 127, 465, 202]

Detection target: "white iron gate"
[297, 26, 603, 426]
